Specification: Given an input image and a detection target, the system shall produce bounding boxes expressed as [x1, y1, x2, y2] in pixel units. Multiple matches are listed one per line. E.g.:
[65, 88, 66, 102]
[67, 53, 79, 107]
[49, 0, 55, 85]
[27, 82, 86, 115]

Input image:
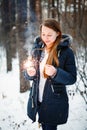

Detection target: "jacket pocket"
[51, 84, 65, 95]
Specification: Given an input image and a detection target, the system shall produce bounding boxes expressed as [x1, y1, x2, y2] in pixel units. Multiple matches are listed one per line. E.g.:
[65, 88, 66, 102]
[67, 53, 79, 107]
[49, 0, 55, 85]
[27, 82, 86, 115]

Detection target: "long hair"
[40, 19, 62, 78]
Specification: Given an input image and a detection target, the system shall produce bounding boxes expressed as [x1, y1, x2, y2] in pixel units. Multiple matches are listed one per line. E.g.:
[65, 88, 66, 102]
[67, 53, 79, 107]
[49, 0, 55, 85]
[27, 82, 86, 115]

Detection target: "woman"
[23, 19, 77, 130]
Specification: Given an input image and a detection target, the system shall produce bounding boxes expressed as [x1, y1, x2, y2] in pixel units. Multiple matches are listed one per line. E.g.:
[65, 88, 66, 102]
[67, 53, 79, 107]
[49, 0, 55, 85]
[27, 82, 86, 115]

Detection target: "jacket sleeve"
[23, 70, 36, 80]
[51, 48, 77, 85]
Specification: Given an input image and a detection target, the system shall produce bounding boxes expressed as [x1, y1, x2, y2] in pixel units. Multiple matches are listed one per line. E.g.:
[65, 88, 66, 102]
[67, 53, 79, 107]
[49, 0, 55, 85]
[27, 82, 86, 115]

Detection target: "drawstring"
[38, 122, 41, 128]
[58, 49, 61, 57]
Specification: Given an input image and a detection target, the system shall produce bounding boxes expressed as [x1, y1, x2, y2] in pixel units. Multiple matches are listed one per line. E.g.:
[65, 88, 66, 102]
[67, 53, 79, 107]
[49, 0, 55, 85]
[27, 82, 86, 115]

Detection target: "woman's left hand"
[45, 64, 57, 77]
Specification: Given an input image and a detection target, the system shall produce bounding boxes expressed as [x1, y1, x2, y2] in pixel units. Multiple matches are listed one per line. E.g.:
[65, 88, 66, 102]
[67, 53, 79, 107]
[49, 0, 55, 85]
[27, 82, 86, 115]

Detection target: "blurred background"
[0, 1, 87, 130]
[0, 0, 87, 103]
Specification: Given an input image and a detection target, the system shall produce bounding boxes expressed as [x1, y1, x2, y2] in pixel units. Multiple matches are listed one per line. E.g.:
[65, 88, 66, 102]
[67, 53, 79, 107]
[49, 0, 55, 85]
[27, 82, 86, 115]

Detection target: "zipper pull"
[51, 85, 54, 92]
[32, 98, 34, 108]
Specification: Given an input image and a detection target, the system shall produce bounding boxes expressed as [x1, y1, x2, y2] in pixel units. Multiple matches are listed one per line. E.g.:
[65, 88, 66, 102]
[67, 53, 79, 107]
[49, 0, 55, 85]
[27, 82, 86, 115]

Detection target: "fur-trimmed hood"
[34, 34, 73, 49]
[59, 34, 73, 48]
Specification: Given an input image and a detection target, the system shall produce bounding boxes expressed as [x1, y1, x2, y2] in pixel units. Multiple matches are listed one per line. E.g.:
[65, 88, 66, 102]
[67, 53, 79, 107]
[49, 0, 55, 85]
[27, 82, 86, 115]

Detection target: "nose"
[44, 35, 49, 40]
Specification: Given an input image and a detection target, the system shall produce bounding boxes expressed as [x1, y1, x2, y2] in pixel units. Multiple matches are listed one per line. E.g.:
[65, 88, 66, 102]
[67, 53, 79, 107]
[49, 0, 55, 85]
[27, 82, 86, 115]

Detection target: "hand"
[26, 67, 36, 76]
[22, 56, 35, 70]
[44, 64, 57, 77]
[22, 57, 36, 76]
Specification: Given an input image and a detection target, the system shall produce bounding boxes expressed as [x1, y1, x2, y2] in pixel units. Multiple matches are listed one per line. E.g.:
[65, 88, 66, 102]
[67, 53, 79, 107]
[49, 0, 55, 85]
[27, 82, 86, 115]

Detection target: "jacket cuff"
[51, 68, 57, 79]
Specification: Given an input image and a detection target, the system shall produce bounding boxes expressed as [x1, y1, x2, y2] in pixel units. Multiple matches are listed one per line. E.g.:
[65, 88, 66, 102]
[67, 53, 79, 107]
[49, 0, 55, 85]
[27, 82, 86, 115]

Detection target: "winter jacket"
[24, 34, 77, 125]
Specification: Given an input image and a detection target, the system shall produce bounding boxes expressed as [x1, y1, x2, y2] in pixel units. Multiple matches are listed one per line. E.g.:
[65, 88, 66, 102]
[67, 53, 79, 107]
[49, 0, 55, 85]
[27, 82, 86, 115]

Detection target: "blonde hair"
[40, 19, 62, 78]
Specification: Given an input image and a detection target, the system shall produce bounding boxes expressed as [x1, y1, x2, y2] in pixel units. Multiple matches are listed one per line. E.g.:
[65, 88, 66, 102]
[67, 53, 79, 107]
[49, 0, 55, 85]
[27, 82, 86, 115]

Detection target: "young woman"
[23, 19, 77, 130]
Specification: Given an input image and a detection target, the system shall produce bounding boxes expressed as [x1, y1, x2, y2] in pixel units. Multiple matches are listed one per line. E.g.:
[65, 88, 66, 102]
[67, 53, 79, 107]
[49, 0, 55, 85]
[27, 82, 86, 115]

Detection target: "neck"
[45, 46, 51, 52]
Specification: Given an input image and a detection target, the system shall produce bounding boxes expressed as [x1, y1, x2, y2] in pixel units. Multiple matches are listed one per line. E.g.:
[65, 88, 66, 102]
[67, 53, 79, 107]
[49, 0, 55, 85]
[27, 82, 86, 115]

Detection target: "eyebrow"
[41, 32, 52, 34]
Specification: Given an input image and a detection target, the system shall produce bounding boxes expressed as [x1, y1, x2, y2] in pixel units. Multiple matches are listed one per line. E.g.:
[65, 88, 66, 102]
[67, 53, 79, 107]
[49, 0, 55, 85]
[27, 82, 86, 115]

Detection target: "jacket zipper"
[51, 84, 54, 92]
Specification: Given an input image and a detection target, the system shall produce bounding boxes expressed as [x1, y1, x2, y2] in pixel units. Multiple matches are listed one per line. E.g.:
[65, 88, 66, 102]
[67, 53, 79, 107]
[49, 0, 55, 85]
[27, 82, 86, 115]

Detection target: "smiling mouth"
[45, 41, 50, 43]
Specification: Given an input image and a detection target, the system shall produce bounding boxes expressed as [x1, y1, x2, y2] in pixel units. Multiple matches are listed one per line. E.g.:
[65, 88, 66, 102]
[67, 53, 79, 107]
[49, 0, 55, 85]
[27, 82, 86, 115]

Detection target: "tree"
[1, 0, 16, 31]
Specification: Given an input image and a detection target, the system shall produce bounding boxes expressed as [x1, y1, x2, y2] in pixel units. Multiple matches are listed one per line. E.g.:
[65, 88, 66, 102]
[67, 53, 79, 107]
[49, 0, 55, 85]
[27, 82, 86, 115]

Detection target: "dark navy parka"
[24, 34, 77, 125]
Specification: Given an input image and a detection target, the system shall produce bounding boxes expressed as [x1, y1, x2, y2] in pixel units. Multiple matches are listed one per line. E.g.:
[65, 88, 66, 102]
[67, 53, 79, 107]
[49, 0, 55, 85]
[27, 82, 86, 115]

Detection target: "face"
[41, 25, 58, 48]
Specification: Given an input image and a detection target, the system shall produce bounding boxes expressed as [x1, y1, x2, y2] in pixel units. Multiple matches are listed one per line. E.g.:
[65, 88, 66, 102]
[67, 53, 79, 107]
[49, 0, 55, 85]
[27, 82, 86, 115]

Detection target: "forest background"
[0, 0, 87, 130]
[0, 0, 87, 114]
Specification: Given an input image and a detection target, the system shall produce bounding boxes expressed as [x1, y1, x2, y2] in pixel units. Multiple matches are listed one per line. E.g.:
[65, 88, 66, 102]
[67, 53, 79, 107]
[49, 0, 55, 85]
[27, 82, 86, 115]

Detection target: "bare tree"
[75, 44, 87, 104]
[35, 0, 42, 22]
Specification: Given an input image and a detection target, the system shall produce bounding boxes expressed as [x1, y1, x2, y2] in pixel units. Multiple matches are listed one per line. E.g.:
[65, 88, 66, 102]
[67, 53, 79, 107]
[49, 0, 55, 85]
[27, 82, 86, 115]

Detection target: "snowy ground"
[0, 54, 87, 130]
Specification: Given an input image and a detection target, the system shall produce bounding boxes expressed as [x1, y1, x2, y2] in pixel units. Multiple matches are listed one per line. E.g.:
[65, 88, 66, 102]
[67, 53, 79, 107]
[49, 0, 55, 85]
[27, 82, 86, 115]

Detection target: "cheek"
[41, 35, 45, 40]
[51, 36, 57, 42]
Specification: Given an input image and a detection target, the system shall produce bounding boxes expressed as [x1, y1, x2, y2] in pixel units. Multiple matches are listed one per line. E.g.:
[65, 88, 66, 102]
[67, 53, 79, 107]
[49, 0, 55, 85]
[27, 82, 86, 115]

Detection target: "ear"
[56, 32, 60, 38]
[57, 32, 60, 36]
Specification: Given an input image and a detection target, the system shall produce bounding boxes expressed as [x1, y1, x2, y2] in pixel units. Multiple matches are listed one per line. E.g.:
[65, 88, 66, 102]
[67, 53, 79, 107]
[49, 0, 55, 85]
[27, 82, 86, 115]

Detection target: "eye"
[48, 35, 52, 37]
[42, 33, 45, 36]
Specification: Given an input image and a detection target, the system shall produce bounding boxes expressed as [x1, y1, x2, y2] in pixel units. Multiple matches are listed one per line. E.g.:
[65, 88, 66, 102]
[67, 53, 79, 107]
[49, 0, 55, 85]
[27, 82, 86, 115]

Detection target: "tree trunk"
[1, 0, 15, 31]
[16, 0, 27, 24]
[16, 27, 30, 93]
[35, 0, 42, 22]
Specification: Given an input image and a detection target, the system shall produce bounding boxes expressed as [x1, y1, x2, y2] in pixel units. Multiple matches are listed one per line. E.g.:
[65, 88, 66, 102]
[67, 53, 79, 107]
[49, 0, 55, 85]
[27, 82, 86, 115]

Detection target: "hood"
[34, 34, 73, 49]
[59, 34, 73, 48]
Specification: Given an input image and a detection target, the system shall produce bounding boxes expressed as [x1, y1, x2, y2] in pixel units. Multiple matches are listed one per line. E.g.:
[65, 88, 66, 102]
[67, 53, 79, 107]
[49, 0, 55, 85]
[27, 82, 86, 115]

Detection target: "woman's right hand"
[22, 57, 36, 76]
[26, 66, 36, 76]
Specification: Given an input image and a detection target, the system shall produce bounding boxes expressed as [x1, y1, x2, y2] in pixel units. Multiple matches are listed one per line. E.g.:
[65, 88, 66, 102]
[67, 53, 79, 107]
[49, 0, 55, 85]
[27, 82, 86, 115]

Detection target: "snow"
[0, 53, 87, 130]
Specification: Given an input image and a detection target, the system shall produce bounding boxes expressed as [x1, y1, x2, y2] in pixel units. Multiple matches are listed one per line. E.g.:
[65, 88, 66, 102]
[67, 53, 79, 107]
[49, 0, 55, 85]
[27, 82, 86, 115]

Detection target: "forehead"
[41, 25, 55, 33]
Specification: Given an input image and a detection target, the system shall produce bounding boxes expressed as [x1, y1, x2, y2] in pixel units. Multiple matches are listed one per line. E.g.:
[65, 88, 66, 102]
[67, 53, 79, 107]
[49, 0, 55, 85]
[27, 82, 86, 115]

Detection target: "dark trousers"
[41, 123, 57, 130]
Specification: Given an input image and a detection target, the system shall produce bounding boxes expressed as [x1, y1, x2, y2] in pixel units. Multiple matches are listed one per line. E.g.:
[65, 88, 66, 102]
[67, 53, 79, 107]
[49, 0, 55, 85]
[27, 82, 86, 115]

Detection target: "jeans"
[41, 123, 57, 130]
